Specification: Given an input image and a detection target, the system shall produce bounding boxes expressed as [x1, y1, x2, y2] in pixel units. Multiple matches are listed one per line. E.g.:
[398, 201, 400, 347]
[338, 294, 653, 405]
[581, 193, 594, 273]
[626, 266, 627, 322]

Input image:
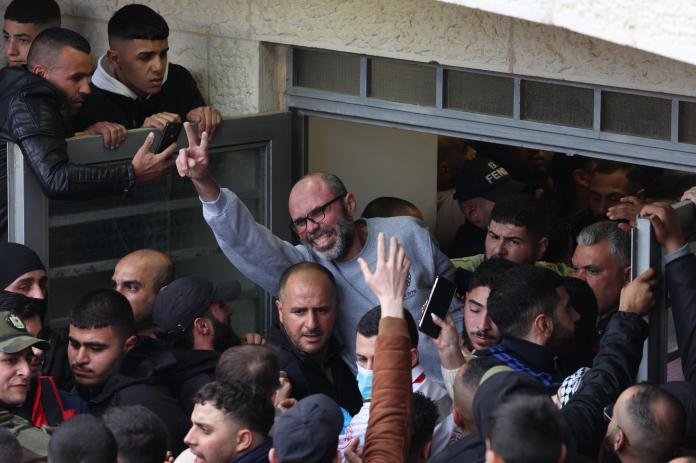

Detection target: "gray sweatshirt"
[202, 188, 462, 383]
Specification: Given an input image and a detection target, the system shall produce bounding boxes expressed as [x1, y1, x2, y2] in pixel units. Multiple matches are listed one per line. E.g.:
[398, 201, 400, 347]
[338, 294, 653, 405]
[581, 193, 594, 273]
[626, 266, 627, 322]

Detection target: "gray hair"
[576, 221, 630, 267]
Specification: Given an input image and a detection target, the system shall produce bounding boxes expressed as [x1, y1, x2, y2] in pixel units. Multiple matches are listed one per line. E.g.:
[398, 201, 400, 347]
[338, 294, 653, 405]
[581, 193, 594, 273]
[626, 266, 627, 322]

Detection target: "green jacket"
[451, 254, 574, 276]
[0, 410, 49, 461]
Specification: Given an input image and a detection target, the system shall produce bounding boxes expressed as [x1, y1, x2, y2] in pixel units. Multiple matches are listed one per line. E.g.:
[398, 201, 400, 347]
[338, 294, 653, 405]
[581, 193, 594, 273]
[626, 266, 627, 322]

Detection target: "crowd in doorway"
[1, 1, 696, 463]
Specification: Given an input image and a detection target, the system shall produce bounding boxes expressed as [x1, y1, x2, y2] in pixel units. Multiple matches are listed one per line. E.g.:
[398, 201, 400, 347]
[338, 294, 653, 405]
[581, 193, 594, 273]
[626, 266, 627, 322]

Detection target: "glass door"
[7, 112, 292, 335]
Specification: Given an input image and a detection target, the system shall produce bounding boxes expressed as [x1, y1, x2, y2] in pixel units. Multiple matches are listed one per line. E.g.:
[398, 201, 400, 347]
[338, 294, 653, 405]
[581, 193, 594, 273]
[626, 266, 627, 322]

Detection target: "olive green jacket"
[451, 254, 574, 276]
[0, 410, 49, 461]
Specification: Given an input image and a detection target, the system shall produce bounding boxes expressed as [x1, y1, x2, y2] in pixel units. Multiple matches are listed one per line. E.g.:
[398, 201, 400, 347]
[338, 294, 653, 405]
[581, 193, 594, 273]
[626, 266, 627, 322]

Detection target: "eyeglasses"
[289, 194, 346, 234]
[603, 403, 614, 422]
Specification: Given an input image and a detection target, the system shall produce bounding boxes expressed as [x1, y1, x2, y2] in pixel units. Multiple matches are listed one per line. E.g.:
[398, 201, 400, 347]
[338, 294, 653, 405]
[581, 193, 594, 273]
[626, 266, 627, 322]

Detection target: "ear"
[124, 335, 138, 353]
[409, 347, 419, 368]
[460, 201, 478, 222]
[193, 317, 210, 336]
[31, 64, 48, 79]
[452, 407, 464, 429]
[533, 313, 553, 341]
[572, 168, 591, 188]
[344, 192, 358, 218]
[622, 265, 631, 284]
[557, 443, 567, 463]
[613, 428, 627, 452]
[535, 236, 549, 261]
[275, 299, 285, 324]
[105, 48, 119, 69]
[236, 429, 254, 453]
[268, 448, 279, 463]
[421, 440, 433, 461]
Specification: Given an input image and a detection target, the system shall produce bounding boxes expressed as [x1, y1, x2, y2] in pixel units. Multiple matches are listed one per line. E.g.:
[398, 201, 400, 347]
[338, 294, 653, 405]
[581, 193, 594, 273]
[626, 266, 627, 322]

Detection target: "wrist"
[379, 300, 404, 318]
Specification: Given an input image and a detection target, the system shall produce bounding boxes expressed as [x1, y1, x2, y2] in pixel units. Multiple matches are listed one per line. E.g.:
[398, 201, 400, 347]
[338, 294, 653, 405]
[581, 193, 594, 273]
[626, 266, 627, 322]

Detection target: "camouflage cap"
[0, 310, 49, 354]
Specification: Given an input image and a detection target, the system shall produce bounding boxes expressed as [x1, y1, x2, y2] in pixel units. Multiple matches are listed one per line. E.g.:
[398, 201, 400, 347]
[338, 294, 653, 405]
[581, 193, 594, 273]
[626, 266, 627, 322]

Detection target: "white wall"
[308, 116, 438, 230]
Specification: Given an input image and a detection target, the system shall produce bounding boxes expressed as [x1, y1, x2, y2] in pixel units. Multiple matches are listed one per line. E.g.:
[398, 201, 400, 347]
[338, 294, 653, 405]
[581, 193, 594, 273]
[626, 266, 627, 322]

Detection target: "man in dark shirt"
[74, 4, 221, 138]
[270, 262, 362, 417]
[0, 27, 177, 242]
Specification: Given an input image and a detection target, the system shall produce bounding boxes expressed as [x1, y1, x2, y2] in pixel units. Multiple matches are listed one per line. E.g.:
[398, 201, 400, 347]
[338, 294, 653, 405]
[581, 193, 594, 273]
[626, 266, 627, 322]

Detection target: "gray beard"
[307, 215, 355, 261]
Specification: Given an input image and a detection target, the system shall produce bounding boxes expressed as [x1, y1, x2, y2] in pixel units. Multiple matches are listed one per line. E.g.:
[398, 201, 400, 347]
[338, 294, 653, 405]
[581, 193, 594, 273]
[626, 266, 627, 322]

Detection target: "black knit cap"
[0, 243, 46, 289]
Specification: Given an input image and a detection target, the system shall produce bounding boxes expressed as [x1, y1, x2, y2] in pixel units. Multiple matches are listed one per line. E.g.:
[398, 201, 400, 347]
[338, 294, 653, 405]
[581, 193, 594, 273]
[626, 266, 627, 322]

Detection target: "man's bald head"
[610, 384, 685, 463]
[112, 249, 174, 334]
[278, 262, 337, 304]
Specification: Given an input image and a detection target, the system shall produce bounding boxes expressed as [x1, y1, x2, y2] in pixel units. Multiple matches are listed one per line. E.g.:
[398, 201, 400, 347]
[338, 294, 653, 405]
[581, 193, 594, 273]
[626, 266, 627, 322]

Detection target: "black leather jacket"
[0, 67, 135, 241]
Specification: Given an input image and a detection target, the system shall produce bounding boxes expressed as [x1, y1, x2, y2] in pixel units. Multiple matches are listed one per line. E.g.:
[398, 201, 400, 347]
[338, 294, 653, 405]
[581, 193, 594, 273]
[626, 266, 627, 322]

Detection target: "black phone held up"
[155, 122, 183, 153]
[418, 275, 456, 338]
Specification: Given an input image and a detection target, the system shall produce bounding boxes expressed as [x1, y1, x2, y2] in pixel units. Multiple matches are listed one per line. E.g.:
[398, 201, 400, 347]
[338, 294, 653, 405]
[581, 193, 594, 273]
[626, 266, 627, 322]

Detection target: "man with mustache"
[67, 289, 189, 453]
[0, 27, 177, 242]
[0, 309, 51, 459]
[177, 124, 460, 385]
[271, 262, 362, 416]
[74, 4, 221, 138]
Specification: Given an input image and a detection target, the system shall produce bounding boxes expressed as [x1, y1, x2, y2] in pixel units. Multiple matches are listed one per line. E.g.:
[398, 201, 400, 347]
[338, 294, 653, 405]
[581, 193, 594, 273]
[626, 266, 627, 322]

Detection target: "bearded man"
[174, 123, 459, 384]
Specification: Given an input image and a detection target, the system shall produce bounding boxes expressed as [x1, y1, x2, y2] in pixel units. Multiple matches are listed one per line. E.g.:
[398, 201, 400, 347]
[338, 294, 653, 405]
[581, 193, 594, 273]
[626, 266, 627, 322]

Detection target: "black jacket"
[270, 326, 362, 416]
[73, 336, 190, 453]
[0, 67, 134, 242]
[73, 63, 205, 130]
[663, 252, 696, 448]
[562, 311, 648, 459]
[476, 335, 564, 393]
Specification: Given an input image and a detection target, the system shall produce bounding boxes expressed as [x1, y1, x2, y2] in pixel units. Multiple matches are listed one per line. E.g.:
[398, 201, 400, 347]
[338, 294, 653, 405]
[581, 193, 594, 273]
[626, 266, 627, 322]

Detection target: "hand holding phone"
[155, 122, 183, 153]
[418, 275, 456, 338]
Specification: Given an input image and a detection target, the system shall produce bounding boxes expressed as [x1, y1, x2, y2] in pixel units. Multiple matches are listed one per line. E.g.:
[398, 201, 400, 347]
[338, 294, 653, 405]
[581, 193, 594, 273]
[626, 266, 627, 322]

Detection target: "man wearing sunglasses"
[176, 123, 460, 385]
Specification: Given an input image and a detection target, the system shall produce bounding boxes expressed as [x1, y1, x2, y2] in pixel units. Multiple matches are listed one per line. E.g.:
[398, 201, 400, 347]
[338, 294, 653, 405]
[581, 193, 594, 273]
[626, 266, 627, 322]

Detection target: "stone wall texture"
[3, 0, 696, 115]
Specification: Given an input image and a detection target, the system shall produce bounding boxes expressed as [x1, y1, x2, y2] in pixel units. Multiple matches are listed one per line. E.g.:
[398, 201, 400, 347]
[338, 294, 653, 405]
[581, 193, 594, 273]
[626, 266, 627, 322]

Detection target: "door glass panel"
[47, 144, 269, 335]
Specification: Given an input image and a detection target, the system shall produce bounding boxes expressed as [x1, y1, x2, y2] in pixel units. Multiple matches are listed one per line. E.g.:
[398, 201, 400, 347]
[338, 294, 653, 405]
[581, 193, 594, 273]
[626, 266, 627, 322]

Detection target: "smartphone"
[155, 122, 182, 153]
[418, 275, 457, 338]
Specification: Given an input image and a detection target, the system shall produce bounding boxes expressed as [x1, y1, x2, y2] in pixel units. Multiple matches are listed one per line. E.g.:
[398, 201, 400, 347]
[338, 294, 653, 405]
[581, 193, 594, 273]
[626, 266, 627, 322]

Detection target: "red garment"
[31, 376, 76, 428]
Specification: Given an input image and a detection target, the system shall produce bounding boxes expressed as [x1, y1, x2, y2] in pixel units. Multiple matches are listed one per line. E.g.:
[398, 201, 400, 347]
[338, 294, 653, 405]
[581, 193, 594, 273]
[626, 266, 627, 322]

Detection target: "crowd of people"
[1, 0, 696, 462]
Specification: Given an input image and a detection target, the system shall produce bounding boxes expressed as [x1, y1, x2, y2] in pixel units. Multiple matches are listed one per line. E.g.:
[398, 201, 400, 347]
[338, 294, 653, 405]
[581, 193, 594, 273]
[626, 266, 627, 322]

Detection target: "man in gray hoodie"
[175, 123, 461, 384]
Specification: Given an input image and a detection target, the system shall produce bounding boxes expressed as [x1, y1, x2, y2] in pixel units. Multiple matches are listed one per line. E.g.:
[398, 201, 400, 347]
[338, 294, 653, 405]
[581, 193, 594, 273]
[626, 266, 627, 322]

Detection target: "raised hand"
[358, 233, 411, 318]
[431, 313, 466, 369]
[175, 122, 221, 201]
[619, 268, 659, 316]
[607, 196, 644, 225]
[640, 202, 686, 254]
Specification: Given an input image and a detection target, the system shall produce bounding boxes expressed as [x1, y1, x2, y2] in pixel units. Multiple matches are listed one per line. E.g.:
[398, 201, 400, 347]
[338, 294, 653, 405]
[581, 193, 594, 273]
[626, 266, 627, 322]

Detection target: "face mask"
[356, 365, 373, 401]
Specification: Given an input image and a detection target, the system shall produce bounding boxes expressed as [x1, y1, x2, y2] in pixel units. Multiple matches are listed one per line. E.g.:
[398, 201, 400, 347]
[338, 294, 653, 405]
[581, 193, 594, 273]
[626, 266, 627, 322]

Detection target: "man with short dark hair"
[112, 249, 174, 337]
[486, 394, 567, 463]
[410, 393, 439, 463]
[588, 160, 648, 221]
[361, 196, 423, 221]
[601, 384, 685, 463]
[75, 4, 221, 137]
[338, 306, 451, 457]
[215, 344, 281, 399]
[0, 27, 176, 242]
[452, 196, 571, 275]
[272, 262, 362, 416]
[428, 356, 504, 463]
[103, 405, 170, 463]
[67, 289, 188, 452]
[184, 381, 274, 463]
[3, 0, 60, 67]
[48, 414, 118, 463]
[477, 266, 579, 393]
